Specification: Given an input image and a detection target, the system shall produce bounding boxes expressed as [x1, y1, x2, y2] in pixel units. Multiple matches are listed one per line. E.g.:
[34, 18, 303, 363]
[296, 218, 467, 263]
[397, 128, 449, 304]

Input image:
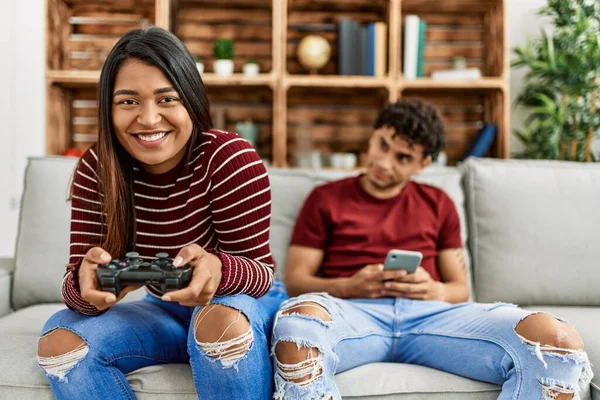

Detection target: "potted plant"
[213, 38, 235, 78]
[193, 56, 204, 76]
[243, 59, 260, 77]
[512, 0, 600, 162]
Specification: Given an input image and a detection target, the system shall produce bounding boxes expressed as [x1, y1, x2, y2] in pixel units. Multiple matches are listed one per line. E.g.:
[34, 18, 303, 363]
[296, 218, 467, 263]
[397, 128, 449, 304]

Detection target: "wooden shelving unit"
[46, 0, 509, 167]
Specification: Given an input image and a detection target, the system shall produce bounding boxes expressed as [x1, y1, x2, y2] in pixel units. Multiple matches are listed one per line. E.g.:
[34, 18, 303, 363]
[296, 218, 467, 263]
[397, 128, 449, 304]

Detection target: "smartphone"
[383, 249, 423, 273]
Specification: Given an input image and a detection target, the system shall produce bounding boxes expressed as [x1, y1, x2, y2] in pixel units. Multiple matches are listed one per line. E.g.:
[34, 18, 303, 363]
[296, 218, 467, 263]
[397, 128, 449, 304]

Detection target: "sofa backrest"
[13, 157, 77, 310]
[462, 158, 600, 306]
[12, 157, 469, 310]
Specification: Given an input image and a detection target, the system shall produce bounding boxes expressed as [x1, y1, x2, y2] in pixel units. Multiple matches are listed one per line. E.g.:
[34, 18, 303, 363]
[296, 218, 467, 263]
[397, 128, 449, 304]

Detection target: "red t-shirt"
[290, 175, 462, 281]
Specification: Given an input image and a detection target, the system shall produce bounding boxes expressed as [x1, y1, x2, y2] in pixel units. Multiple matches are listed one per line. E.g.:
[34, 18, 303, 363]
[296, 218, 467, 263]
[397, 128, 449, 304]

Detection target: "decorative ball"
[297, 35, 331, 72]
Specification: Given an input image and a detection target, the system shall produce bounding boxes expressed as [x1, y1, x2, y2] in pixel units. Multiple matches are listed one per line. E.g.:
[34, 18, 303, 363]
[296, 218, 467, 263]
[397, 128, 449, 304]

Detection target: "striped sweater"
[63, 129, 275, 315]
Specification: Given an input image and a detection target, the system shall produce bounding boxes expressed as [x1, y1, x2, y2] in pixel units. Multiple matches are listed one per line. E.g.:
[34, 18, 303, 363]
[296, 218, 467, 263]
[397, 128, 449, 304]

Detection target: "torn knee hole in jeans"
[194, 307, 254, 368]
[280, 301, 333, 326]
[37, 330, 89, 381]
[540, 380, 577, 400]
[276, 345, 324, 386]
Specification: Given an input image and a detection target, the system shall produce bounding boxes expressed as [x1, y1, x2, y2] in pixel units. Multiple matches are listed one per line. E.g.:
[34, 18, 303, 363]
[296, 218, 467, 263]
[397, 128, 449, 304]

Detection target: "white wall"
[507, 0, 548, 155]
[0, 0, 554, 257]
[0, 0, 45, 257]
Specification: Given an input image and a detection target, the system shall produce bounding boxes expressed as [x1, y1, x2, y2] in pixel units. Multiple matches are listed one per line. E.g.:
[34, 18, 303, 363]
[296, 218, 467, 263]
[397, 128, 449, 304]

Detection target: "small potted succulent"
[243, 59, 260, 77]
[213, 38, 235, 78]
[193, 56, 204, 76]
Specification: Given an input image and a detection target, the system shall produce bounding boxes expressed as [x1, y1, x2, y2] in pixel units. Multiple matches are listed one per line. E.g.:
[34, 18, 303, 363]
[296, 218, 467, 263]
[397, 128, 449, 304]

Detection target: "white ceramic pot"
[243, 63, 260, 77]
[196, 62, 204, 76]
[214, 59, 234, 77]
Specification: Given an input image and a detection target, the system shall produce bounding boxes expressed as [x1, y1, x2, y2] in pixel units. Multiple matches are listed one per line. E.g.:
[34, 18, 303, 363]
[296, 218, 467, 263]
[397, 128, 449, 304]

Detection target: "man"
[271, 99, 592, 400]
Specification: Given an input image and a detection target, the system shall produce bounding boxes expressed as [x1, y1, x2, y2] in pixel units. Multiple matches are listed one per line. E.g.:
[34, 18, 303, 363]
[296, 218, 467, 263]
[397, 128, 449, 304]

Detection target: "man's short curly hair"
[374, 99, 445, 160]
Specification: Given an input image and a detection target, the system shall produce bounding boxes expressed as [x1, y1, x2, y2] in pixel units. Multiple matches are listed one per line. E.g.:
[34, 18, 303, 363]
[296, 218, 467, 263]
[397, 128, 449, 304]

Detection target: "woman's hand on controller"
[79, 247, 141, 310]
[161, 244, 223, 307]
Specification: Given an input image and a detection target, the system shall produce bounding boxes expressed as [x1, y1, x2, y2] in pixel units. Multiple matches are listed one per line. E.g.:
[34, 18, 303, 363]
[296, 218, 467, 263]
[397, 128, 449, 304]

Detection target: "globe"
[297, 35, 331, 73]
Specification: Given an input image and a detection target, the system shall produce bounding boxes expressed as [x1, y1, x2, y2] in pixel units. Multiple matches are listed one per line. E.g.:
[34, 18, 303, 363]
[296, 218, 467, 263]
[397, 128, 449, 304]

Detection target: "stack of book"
[338, 18, 387, 77]
[403, 15, 427, 80]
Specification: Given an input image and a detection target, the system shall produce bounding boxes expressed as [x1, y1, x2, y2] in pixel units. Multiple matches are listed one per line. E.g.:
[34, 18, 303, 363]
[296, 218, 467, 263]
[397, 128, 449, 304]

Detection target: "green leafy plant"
[512, 0, 600, 161]
[213, 38, 235, 60]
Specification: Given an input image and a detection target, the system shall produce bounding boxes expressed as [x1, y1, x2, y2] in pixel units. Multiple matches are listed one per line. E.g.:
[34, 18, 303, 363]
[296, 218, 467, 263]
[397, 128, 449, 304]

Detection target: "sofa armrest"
[0, 258, 14, 317]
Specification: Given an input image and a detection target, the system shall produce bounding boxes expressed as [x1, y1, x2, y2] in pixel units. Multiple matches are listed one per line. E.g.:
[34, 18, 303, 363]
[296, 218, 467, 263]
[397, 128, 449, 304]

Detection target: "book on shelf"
[338, 18, 387, 77]
[431, 68, 482, 81]
[464, 124, 497, 159]
[403, 15, 427, 80]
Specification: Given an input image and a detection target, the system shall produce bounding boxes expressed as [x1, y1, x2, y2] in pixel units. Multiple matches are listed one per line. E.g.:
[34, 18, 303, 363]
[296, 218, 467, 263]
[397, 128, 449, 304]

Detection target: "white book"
[431, 68, 482, 81]
[403, 15, 420, 80]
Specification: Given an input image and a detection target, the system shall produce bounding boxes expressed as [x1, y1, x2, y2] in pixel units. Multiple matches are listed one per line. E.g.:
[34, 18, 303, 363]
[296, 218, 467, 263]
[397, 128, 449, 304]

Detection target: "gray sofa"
[0, 156, 599, 399]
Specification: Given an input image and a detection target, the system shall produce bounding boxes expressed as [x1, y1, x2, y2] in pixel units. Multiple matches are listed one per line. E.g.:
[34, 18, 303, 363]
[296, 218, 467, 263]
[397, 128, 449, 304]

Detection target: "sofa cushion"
[269, 166, 469, 283]
[13, 157, 78, 310]
[1, 304, 503, 400]
[0, 258, 13, 317]
[4, 304, 597, 399]
[462, 158, 600, 306]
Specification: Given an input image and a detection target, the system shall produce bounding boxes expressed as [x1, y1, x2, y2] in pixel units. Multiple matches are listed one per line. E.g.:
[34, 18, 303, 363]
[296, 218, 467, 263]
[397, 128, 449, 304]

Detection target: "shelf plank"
[286, 74, 390, 88]
[401, 77, 506, 90]
[46, 70, 275, 87]
[46, 70, 100, 86]
[201, 73, 275, 86]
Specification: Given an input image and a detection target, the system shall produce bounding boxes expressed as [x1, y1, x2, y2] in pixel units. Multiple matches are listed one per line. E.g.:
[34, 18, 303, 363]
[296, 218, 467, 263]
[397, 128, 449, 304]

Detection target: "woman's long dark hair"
[77, 27, 213, 258]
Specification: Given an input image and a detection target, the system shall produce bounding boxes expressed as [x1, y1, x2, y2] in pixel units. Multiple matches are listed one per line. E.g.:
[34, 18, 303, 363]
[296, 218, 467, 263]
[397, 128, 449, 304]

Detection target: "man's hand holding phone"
[341, 264, 407, 299]
[380, 249, 445, 301]
[381, 266, 445, 301]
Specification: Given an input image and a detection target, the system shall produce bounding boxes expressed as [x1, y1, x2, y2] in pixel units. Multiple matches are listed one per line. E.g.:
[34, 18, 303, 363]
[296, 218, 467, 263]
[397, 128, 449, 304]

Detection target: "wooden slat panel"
[424, 44, 483, 59]
[289, 12, 382, 25]
[418, 14, 483, 27]
[59, 1, 155, 70]
[209, 87, 273, 160]
[177, 8, 272, 24]
[287, 87, 387, 164]
[289, 0, 386, 12]
[177, 24, 272, 41]
[180, 0, 271, 6]
[174, 6, 273, 73]
[288, 109, 378, 125]
[185, 41, 271, 58]
[427, 28, 483, 42]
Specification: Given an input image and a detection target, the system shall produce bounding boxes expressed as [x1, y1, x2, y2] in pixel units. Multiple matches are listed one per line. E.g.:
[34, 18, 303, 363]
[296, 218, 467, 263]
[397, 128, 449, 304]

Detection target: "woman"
[36, 27, 286, 400]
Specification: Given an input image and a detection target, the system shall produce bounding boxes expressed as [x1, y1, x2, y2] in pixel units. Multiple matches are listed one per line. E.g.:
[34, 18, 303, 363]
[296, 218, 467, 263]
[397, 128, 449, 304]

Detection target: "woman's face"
[112, 59, 193, 174]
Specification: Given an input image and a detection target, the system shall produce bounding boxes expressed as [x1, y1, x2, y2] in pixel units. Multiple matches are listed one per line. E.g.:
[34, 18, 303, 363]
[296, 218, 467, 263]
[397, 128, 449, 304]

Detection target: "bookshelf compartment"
[400, 1, 505, 78]
[47, 0, 156, 71]
[207, 86, 274, 164]
[286, 86, 389, 167]
[401, 88, 505, 165]
[286, 0, 389, 76]
[46, 84, 98, 155]
[173, 0, 273, 74]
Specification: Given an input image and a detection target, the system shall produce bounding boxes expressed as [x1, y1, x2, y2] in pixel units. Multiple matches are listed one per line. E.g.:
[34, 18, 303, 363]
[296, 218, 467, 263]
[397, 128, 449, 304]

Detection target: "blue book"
[465, 124, 497, 158]
[367, 23, 375, 76]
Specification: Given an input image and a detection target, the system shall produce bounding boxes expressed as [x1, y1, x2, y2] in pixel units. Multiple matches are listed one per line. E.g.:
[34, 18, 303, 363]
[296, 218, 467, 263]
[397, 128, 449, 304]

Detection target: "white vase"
[243, 63, 260, 77]
[196, 62, 204, 76]
[214, 59, 234, 77]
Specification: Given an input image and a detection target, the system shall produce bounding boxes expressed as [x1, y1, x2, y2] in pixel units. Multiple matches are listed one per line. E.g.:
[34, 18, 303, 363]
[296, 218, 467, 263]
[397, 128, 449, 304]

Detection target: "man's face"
[364, 126, 432, 191]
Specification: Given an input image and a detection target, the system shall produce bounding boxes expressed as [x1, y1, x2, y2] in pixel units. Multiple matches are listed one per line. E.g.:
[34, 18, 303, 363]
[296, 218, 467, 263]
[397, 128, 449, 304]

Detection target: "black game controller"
[97, 252, 192, 297]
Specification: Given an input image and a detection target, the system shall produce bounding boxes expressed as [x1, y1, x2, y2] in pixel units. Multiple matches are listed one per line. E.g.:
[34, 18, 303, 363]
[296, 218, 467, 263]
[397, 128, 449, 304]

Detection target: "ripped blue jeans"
[37, 280, 287, 400]
[272, 293, 593, 400]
